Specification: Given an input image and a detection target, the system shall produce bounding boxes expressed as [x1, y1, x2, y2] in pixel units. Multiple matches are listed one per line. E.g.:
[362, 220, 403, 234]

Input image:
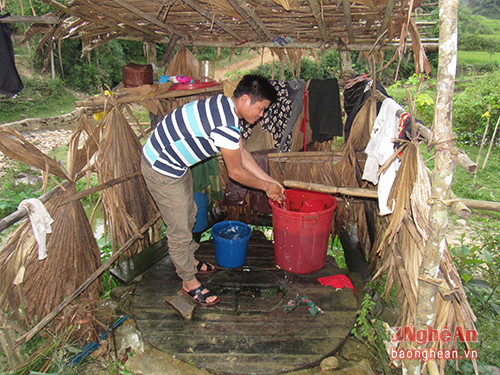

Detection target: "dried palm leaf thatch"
[0, 127, 69, 182]
[371, 142, 477, 373]
[0, 183, 101, 325]
[0, 115, 102, 326]
[371, 142, 421, 315]
[329, 98, 377, 253]
[96, 100, 161, 256]
[164, 45, 200, 80]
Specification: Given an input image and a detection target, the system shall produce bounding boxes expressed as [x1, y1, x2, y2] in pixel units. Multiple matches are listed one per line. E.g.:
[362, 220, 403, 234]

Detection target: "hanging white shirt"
[362, 98, 404, 215]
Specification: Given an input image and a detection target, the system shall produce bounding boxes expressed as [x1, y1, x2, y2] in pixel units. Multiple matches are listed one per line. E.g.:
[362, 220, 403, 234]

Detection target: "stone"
[331, 359, 375, 375]
[320, 356, 340, 371]
[126, 347, 210, 375]
[338, 338, 372, 362]
[113, 322, 148, 357]
[13, 172, 42, 186]
[110, 285, 136, 301]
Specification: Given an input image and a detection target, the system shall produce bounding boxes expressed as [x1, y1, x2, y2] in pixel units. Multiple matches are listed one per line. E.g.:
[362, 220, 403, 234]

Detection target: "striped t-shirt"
[142, 94, 241, 178]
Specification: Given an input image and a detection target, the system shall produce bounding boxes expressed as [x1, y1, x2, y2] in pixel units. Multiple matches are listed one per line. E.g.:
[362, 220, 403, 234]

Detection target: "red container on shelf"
[269, 189, 337, 274]
[168, 79, 220, 91]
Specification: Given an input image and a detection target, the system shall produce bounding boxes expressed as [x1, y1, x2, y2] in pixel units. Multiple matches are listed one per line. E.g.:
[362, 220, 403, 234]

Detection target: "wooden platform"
[132, 231, 358, 375]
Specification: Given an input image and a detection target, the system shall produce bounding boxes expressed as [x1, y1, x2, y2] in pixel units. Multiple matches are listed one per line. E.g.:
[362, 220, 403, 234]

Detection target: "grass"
[458, 50, 500, 65]
[0, 77, 79, 124]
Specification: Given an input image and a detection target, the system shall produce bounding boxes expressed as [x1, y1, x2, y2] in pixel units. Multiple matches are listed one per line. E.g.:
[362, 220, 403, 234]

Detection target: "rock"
[320, 356, 340, 371]
[110, 285, 136, 315]
[110, 285, 136, 301]
[113, 321, 148, 357]
[331, 359, 375, 375]
[126, 347, 210, 375]
[13, 172, 42, 186]
[338, 338, 372, 362]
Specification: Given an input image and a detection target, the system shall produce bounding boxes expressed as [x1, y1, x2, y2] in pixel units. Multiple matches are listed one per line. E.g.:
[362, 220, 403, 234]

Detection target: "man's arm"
[220, 141, 284, 201]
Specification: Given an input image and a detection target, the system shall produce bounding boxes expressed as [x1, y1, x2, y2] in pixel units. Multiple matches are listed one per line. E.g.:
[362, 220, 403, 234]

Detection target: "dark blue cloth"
[0, 13, 24, 97]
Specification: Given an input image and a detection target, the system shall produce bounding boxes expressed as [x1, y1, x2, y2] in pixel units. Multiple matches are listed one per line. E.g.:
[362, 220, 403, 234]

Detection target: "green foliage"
[327, 234, 347, 269]
[248, 49, 340, 81]
[52, 39, 127, 93]
[351, 293, 391, 370]
[466, 0, 500, 20]
[192, 46, 231, 61]
[452, 71, 500, 144]
[448, 232, 500, 370]
[99, 241, 122, 299]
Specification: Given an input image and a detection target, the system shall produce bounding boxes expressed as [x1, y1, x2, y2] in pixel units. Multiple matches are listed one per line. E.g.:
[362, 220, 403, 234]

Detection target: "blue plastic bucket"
[211, 221, 252, 268]
[193, 192, 209, 233]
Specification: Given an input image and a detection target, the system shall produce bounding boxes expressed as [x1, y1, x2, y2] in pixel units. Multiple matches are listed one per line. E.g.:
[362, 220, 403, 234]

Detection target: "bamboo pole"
[283, 180, 499, 214]
[15, 212, 161, 345]
[58, 171, 142, 206]
[474, 105, 491, 180]
[482, 115, 499, 170]
[284, 180, 378, 199]
[0, 184, 65, 234]
[413, 0, 461, 373]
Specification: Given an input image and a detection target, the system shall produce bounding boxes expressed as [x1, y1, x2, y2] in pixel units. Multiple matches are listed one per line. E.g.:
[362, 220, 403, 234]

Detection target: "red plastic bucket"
[269, 189, 337, 274]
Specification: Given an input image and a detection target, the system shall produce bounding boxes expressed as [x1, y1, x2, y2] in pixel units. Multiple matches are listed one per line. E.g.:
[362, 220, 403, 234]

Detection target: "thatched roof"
[14, 0, 437, 54]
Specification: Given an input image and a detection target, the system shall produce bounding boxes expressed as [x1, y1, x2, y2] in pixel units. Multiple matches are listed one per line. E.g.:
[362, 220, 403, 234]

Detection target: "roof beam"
[79, 0, 157, 39]
[306, 0, 328, 41]
[182, 0, 245, 42]
[109, 0, 188, 39]
[0, 15, 58, 24]
[377, 0, 396, 37]
[226, 0, 273, 41]
[342, 0, 355, 43]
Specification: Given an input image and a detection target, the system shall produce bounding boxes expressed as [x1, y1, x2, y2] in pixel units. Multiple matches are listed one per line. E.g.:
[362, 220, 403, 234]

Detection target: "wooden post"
[410, 0, 460, 373]
[482, 115, 499, 169]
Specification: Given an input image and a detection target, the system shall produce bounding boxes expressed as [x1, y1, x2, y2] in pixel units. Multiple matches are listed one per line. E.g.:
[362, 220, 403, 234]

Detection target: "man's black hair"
[233, 75, 277, 103]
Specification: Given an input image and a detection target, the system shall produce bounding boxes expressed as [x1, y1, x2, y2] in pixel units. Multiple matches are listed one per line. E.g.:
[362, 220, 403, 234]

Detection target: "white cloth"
[18, 198, 54, 260]
[362, 98, 403, 215]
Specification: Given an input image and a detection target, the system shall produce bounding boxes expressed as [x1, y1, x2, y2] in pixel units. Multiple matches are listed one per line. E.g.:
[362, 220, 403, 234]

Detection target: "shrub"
[453, 71, 500, 145]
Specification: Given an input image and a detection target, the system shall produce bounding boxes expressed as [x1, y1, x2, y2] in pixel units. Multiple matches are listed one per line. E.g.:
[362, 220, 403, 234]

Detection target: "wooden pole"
[15, 212, 161, 345]
[412, 0, 460, 373]
[58, 171, 142, 206]
[474, 105, 491, 180]
[284, 180, 499, 214]
[482, 115, 499, 170]
[0, 184, 64, 234]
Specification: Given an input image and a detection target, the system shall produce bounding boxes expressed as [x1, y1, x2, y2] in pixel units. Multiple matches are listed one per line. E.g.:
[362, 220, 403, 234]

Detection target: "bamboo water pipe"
[284, 180, 500, 217]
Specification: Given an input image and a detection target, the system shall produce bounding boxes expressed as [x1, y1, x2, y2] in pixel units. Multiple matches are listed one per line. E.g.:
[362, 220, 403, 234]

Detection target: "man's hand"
[266, 182, 286, 203]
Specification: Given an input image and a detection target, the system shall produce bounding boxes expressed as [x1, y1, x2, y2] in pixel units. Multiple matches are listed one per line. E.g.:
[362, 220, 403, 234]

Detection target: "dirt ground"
[213, 49, 275, 80]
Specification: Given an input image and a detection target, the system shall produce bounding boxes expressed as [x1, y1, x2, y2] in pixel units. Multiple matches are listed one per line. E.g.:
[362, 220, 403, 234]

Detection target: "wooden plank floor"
[132, 230, 358, 375]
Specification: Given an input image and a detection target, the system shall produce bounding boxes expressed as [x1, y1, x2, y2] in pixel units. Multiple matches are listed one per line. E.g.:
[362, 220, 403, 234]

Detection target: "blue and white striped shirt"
[142, 94, 241, 178]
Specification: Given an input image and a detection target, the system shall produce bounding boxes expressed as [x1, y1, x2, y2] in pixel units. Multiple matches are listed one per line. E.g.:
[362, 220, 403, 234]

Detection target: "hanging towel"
[362, 98, 404, 215]
[18, 198, 54, 260]
[308, 78, 343, 142]
[0, 13, 24, 96]
[317, 274, 357, 295]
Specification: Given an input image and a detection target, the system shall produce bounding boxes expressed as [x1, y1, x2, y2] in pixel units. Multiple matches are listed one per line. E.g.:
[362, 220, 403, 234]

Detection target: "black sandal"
[182, 285, 220, 306]
[196, 261, 217, 274]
